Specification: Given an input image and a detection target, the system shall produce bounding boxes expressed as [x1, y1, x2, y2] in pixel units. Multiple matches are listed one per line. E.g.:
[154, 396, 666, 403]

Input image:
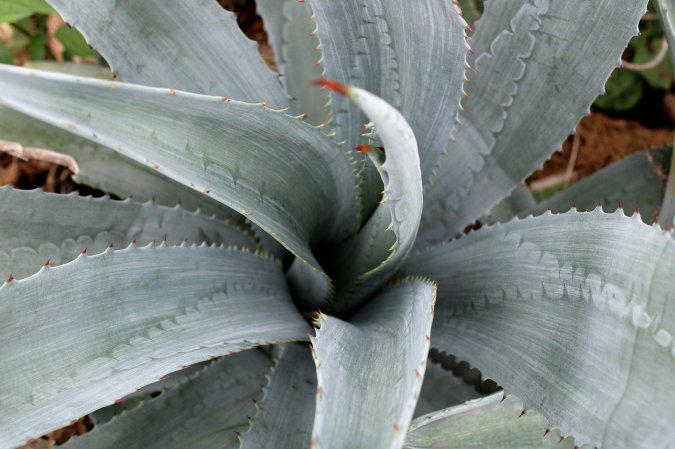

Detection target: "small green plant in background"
[595, 1, 673, 111]
[0, 1, 675, 449]
[0, 0, 97, 64]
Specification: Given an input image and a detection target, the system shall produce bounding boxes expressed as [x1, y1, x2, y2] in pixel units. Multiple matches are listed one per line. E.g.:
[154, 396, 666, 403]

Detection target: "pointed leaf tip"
[5, 274, 13, 283]
[312, 79, 350, 97]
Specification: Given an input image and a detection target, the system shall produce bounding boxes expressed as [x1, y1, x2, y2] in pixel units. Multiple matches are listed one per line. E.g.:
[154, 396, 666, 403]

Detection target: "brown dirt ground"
[529, 110, 674, 184]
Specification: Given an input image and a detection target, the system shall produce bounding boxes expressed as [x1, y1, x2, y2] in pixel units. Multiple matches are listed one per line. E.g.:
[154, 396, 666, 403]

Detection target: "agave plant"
[0, 0, 673, 448]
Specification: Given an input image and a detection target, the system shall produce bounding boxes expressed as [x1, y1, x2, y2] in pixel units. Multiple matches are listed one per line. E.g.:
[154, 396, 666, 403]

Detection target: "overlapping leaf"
[46, 0, 288, 106]
[0, 104, 240, 220]
[307, 0, 467, 185]
[0, 187, 254, 280]
[317, 84, 422, 312]
[0, 65, 359, 289]
[240, 344, 316, 449]
[533, 147, 671, 223]
[256, 0, 330, 125]
[0, 245, 308, 448]
[64, 351, 271, 449]
[406, 394, 590, 449]
[420, 0, 648, 247]
[310, 279, 436, 449]
[404, 209, 675, 448]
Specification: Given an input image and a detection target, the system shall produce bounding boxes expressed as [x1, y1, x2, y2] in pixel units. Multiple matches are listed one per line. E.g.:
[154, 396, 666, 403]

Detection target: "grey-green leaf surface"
[310, 279, 436, 449]
[324, 85, 422, 312]
[46, 0, 288, 107]
[64, 351, 271, 449]
[0, 64, 359, 284]
[256, 0, 330, 126]
[404, 209, 675, 448]
[413, 361, 484, 419]
[533, 147, 671, 223]
[307, 0, 467, 185]
[240, 343, 316, 449]
[484, 184, 536, 225]
[0, 186, 255, 280]
[0, 244, 308, 448]
[420, 0, 648, 248]
[0, 104, 240, 221]
[25, 61, 114, 80]
[406, 393, 590, 449]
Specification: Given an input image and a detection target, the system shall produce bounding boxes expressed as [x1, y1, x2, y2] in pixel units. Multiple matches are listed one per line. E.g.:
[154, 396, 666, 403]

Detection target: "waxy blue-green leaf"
[0, 64, 359, 287]
[310, 279, 436, 449]
[322, 85, 422, 312]
[64, 351, 271, 449]
[256, 0, 330, 126]
[406, 393, 591, 449]
[45, 0, 288, 107]
[533, 147, 671, 223]
[420, 0, 648, 247]
[240, 344, 316, 449]
[404, 209, 675, 448]
[484, 184, 536, 225]
[0, 104, 241, 221]
[0, 244, 308, 449]
[307, 0, 467, 185]
[0, 186, 255, 280]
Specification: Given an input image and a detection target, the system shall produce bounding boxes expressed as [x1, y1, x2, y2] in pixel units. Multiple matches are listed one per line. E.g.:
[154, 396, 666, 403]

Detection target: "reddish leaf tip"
[312, 79, 350, 96]
[108, 242, 114, 249]
[5, 274, 13, 283]
[81, 247, 88, 255]
[43, 259, 51, 267]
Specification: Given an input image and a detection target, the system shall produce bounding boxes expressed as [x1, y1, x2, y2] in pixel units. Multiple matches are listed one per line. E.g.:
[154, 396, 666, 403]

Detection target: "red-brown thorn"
[311, 79, 349, 96]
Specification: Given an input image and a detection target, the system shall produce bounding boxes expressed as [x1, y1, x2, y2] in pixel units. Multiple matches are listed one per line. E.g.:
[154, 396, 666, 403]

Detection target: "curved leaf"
[405, 393, 590, 449]
[310, 279, 436, 449]
[0, 64, 359, 287]
[318, 83, 422, 312]
[420, 0, 648, 247]
[307, 0, 467, 185]
[413, 361, 484, 419]
[0, 244, 308, 448]
[0, 104, 240, 221]
[64, 350, 271, 449]
[46, 0, 288, 106]
[256, 0, 330, 126]
[404, 209, 675, 448]
[240, 343, 316, 449]
[0, 186, 255, 280]
[533, 147, 671, 223]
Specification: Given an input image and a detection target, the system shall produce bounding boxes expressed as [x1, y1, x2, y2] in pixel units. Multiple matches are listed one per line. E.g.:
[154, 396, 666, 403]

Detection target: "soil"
[529, 108, 674, 185]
